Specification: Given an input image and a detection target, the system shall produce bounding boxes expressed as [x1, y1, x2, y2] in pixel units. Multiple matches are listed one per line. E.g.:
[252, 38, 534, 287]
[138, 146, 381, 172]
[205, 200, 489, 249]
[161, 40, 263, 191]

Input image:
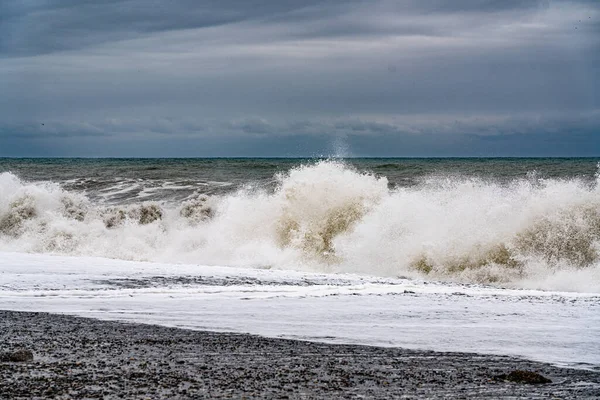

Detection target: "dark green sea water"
[1, 157, 599, 204]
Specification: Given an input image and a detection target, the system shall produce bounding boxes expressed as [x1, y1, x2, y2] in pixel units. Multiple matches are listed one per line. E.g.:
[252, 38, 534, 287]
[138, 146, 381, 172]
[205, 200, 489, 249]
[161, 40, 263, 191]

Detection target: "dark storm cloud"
[3, 111, 597, 140]
[0, 123, 107, 139]
[0, 0, 351, 57]
[0, 0, 598, 156]
[2, 0, 595, 57]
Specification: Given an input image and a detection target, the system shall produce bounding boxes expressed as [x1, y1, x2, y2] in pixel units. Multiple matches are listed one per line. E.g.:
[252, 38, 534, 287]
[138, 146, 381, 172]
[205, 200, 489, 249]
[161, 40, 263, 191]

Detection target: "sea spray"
[1, 161, 600, 292]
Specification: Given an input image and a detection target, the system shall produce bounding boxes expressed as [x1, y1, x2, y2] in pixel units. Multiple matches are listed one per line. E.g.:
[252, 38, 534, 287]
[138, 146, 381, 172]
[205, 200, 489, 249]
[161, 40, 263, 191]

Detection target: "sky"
[0, 0, 599, 157]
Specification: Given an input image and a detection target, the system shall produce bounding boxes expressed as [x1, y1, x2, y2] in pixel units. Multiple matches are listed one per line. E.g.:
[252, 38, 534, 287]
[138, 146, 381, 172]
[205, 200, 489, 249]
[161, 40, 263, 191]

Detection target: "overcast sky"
[1, 0, 598, 157]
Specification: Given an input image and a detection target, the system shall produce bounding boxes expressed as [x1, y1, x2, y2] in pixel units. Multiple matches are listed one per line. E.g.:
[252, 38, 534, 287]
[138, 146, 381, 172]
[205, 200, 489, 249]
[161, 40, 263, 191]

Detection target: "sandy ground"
[1, 310, 599, 399]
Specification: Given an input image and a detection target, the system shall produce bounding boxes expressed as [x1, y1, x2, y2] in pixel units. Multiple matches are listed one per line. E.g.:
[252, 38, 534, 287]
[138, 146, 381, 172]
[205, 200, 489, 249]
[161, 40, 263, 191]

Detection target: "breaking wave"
[1, 161, 600, 292]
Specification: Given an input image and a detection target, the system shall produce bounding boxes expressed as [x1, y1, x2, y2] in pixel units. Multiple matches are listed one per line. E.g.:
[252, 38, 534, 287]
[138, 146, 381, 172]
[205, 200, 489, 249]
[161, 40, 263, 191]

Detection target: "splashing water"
[1, 160, 600, 292]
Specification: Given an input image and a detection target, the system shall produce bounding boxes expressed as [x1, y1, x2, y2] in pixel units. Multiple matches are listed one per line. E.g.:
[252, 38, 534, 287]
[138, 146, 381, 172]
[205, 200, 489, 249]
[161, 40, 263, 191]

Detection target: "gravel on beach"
[1, 310, 599, 399]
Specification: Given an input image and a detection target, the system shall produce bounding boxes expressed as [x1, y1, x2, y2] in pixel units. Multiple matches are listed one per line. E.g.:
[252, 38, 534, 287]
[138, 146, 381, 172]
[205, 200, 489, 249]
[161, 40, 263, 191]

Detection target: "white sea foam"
[1, 252, 598, 369]
[1, 161, 600, 292]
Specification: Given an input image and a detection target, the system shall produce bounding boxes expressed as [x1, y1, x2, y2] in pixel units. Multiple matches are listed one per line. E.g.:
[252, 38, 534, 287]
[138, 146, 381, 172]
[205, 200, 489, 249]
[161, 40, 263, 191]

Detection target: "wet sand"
[1, 310, 599, 399]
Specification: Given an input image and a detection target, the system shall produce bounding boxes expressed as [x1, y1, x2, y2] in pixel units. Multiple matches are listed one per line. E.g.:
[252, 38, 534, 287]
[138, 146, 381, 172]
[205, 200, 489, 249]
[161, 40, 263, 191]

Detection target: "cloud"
[0, 0, 598, 156]
[0, 0, 352, 57]
[0, 122, 109, 139]
[3, 110, 598, 139]
[2, 0, 597, 58]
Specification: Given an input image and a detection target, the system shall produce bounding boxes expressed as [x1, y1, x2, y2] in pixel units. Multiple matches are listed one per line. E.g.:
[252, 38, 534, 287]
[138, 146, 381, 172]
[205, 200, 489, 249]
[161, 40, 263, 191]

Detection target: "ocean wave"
[1, 161, 599, 292]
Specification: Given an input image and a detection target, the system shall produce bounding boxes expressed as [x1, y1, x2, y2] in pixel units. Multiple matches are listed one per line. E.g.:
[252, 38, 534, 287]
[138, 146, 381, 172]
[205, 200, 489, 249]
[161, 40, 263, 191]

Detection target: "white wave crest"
[1, 161, 600, 293]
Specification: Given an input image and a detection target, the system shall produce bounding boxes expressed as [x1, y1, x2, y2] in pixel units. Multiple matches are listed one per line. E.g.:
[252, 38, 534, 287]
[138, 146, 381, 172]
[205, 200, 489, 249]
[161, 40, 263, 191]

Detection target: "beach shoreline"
[1, 310, 599, 399]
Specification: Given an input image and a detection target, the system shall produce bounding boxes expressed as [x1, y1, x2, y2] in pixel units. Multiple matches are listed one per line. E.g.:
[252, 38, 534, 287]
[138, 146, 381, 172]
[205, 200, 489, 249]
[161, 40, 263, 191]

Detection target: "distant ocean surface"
[2, 157, 599, 204]
[1, 157, 600, 292]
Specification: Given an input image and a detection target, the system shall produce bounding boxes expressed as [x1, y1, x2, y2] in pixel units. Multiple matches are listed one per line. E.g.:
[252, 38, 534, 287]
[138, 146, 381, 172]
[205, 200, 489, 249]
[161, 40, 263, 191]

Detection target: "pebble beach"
[1, 311, 599, 399]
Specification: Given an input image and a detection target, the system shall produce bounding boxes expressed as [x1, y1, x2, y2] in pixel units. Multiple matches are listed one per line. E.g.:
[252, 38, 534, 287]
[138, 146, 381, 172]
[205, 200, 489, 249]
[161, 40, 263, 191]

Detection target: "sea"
[1, 158, 599, 370]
